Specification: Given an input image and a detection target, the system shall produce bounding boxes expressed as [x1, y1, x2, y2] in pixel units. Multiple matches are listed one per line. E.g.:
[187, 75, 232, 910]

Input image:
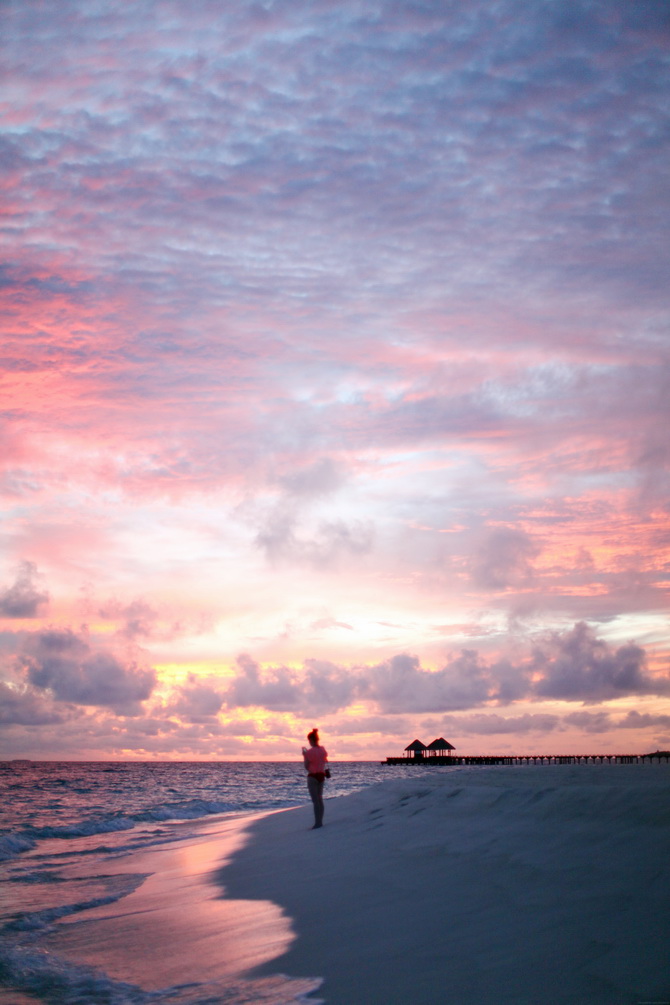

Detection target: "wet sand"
[41, 814, 301, 991]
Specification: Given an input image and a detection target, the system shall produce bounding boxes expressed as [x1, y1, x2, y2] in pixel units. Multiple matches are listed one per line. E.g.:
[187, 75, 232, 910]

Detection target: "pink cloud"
[0, 562, 49, 618]
[16, 627, 156, 714]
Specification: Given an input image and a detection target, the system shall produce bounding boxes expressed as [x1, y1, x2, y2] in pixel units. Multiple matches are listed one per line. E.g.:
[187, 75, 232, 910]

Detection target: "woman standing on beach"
[303, 728, 329, 829]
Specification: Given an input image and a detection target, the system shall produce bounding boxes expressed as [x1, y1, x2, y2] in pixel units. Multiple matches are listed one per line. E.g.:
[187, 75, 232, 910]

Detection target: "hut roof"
[427, 737, 455, 751]
[404, 739, 428, 751]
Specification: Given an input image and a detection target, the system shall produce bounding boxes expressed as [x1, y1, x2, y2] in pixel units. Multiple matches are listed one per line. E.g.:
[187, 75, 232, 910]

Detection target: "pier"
[384, 739, 670, 766]
[383, 752, 670, 766]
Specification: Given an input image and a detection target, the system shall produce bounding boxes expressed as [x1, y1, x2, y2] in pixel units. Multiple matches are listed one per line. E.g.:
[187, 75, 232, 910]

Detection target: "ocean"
[0, 759, 411, 1004]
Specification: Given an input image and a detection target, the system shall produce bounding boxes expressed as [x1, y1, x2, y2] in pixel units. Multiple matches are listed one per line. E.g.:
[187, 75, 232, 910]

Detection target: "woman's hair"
[307, 728, 319, 745]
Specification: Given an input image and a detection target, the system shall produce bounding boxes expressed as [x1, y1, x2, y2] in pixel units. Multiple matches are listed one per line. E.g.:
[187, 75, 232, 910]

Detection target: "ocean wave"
[0, 816, 140, 863]
[0, 799, 248, 864]
[27, 816, 137, 840]
[133, 797, 239, 821]
[0, 833, 36, 862]
[4, 891, 135, 932]
[0, 942, 323, 1004]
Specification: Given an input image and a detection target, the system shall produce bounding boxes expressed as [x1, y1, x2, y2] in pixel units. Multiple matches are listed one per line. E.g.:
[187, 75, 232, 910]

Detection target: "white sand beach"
[218, 765, 670, 1005]
[27, 764, 670, 1005]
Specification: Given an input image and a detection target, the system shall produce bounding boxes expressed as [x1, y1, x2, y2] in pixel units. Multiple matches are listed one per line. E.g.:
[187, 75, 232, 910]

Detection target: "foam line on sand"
[217, 765, 670, 1005]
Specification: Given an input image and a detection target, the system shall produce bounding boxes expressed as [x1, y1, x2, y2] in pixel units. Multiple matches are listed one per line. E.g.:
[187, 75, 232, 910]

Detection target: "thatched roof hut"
[427, 737, 455, 756]
[404, 739, 428, 759]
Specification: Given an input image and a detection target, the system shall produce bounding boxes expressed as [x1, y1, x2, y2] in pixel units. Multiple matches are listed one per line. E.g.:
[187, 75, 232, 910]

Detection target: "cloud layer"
[221, 623, 669, 718]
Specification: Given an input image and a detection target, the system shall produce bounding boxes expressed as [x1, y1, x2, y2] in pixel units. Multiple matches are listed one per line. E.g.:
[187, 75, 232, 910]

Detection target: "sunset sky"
[2, 0, 669, 760]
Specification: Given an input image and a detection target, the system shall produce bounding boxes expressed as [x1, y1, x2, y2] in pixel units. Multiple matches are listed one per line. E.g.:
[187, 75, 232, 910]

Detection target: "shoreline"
[35, 811, 323, 1002]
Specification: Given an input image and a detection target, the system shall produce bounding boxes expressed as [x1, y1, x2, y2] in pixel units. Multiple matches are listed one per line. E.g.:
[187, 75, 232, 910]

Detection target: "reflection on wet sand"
[42, 814, 295, 990]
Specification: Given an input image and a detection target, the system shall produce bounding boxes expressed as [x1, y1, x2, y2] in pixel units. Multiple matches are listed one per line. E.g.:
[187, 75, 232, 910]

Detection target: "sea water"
[0, 760, 411, 1004]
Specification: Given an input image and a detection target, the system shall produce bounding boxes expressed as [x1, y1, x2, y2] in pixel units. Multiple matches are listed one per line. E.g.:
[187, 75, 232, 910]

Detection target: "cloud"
[0, 681, 63, 725]
[256, 511, 373, 567]
[453, 708, 670, 737]
[224, 653, 358, 715]
[309, 617, 354, 632]
[329, 715, 412, 736]
[616, 709, 670, 731]
[220, 623, 670, 719]
[445, 713, 561, 736]
[277, 457, 345, 498]
[563, 710, 614, 734]
[366, 651, 491, 714]
[532, 621, 670, 702]
[17, 628, 156, 714]
[470, 527, 541, 590]
[365, 648, 537, 713]
[98, 598, 159, 639]
[167, 674, 225, 721]
[224, 654, 304, 712]
[222, 648, 526, 716]
[440, 707, 670, 737]
[0, 562, 49, 618]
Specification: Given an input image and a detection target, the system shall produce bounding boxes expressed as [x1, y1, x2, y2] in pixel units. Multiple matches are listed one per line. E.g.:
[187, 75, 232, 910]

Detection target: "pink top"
[304, 744, 328, 774]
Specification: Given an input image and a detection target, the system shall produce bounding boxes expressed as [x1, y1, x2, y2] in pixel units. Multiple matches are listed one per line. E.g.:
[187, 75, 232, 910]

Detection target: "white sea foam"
[0, 942, 324, 1005]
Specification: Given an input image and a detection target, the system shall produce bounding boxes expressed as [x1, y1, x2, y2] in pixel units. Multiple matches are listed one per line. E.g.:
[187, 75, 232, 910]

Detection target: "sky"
[1, 0, 669, 760]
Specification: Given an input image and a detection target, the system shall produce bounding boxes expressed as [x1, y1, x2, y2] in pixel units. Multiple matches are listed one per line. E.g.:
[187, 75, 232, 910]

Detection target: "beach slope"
[217, 765, 670, 1005]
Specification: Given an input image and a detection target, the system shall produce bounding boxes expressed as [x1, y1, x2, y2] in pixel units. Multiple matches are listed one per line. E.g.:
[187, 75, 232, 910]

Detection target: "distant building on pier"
[404, 739, 428, 761]
[401, 738, 456, 762]
[427, 737, 455, 757]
